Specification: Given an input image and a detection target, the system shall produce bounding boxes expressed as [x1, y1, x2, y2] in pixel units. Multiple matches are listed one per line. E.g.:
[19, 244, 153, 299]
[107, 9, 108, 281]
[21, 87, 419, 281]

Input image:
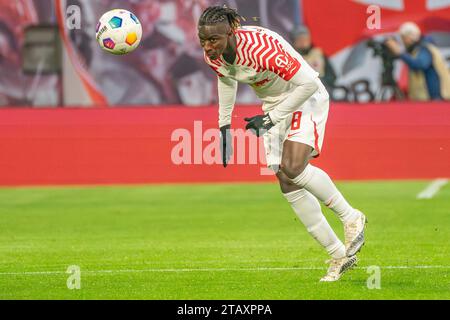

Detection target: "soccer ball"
[96, 9, 142, 55]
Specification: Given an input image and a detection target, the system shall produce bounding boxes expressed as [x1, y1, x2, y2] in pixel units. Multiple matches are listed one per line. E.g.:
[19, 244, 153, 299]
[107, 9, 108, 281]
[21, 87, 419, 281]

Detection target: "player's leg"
[264, 113, 358, 281]
[281, 140, 366, 257]
[281, 140, 359, 223]
[278, 171, 357, 282]
[278, 145, 358, 281]
[276, 170, 346, 260]
[281, 87, 366, 257]
[264, 121, 347, 263]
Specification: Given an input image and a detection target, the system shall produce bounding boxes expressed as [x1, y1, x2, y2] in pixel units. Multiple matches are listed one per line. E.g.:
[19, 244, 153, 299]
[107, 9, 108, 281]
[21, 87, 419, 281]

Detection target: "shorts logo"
[287, 132, 300, 139]
[285, 60, 295, 72]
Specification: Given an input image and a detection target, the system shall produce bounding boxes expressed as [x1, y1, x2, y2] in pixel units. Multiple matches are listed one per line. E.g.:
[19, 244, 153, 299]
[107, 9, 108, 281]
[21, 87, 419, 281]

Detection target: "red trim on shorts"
[312, 116, 321, 158]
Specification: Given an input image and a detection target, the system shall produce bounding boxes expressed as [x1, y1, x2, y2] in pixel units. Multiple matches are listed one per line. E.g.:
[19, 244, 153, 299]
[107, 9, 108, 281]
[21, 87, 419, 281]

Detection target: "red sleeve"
[259, 35, 301, 81]
[240, 29, 301, 81]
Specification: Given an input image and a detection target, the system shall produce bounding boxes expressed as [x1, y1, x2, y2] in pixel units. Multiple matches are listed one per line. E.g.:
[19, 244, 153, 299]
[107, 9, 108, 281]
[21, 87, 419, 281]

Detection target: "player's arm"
[218, 76, 238, 167]
[218, 76, 238, 128]
[245, 37, 319, 135]
[267, 67, 319, 124]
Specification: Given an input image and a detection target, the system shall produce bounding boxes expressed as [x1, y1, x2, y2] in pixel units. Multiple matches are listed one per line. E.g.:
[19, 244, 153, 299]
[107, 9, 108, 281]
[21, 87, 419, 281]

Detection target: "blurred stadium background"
[0, 0, 449, 185]
[0, 0, 449, 299]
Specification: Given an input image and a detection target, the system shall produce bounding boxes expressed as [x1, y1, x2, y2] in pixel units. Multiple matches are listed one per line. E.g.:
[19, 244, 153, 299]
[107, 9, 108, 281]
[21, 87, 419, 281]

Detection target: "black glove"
[219, 125, 233, 167]
[244, 114, 274, 137]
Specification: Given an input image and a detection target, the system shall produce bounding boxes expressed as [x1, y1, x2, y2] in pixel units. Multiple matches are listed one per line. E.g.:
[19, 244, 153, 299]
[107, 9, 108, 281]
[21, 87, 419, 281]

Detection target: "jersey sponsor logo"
[285, 60, 296, 73]
[275, 55, 297, 74]
[275, 54, 289, 69]
[271, 52, 300, 80]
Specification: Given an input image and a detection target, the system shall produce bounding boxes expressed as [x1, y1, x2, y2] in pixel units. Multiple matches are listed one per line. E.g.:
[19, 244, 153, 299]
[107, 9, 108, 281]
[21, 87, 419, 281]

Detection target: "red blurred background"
[1, 102, 449, 186]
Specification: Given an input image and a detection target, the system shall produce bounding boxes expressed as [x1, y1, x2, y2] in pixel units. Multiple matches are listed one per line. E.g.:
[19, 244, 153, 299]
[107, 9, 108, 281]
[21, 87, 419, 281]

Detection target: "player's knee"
[278, 178, 298, 194]
[276, 171, 298, 193]
[280, 158, 308, 180]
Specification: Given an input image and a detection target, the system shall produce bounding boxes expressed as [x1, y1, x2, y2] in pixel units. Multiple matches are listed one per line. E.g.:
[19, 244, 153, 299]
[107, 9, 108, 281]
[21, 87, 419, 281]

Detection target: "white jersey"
[204, 26, 322, 127]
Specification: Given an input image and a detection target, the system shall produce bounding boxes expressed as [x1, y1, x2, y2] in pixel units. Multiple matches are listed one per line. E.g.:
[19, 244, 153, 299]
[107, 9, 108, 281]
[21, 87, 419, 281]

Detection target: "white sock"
[289, 164, 359, 223]
[284, 189, 346, 259]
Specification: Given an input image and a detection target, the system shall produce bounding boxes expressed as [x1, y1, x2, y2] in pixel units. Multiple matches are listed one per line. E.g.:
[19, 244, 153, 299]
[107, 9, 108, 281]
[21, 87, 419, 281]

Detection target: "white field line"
[0, 265, 449, 276]
[417, 178, 448, 199]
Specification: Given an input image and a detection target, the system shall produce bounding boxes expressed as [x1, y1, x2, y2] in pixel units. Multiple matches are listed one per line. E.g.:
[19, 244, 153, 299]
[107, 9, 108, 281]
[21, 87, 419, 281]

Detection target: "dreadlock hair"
[198, 5, 243, 30]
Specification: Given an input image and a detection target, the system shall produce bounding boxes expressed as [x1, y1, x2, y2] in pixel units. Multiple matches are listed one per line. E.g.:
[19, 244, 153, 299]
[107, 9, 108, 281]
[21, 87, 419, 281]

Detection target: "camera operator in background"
[385, 22, 450, 101]
[290, 26, 337, 94]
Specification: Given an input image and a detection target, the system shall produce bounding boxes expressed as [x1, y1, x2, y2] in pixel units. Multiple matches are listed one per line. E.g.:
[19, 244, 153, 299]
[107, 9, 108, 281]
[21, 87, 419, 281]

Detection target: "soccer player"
[198, 6, 366, 282]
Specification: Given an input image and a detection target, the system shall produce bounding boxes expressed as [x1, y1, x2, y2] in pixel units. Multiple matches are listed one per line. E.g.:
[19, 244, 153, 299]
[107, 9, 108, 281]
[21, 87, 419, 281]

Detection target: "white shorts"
[263, 82, 330, 172]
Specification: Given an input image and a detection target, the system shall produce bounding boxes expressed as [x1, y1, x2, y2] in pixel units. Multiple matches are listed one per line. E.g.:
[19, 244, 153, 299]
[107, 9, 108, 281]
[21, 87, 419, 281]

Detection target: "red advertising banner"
[0, 103, 449, 186]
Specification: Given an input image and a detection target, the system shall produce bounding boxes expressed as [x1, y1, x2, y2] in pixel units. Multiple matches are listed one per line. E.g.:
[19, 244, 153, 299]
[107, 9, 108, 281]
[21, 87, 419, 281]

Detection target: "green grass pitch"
[0, 181, 449, 299]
